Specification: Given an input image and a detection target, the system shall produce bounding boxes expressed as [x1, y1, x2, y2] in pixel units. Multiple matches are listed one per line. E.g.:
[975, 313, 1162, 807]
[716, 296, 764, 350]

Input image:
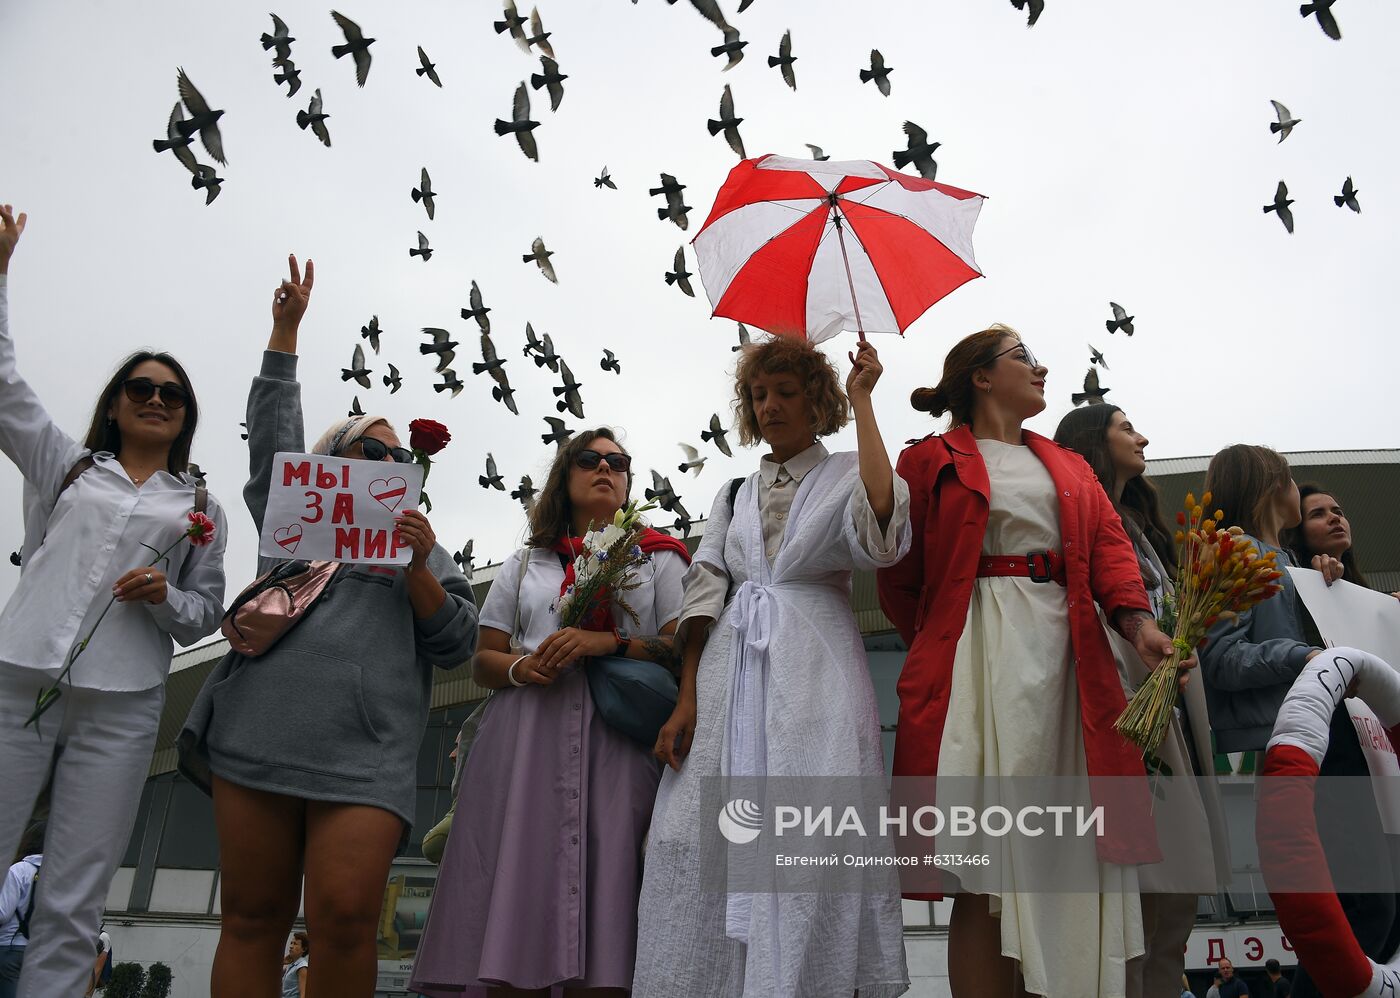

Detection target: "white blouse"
[0, 274, 228, 691]
[479, 543, 688, 651]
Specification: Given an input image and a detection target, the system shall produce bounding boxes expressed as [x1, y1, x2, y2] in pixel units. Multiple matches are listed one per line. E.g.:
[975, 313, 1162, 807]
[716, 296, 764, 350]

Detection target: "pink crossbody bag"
[220, 559, 340, 657]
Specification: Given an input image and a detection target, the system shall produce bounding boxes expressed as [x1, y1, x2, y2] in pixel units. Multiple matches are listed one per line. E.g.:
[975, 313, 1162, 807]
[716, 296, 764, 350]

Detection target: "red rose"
[409, 418, 451, 456]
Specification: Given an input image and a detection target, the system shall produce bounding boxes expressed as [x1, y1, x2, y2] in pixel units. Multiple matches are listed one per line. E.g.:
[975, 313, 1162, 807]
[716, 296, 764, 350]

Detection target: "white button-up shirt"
[0, 274, 228, 691]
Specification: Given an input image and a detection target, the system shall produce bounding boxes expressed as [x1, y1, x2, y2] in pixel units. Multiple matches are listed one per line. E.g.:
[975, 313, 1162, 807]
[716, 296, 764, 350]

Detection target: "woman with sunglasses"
[633, 335, 911, 998]
[878, 325, 1180, 998]
[177, 255, 478, 998]
[0, 205, 228, 996]
[410, 429, 690, 998]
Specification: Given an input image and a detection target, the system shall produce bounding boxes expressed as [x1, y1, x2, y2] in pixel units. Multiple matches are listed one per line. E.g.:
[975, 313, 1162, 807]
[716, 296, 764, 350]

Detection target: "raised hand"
[393, 509, 436, 572]
[0, 204, 28, 274]
[845, 340, 883, 402]
[271, 253, 315, 330]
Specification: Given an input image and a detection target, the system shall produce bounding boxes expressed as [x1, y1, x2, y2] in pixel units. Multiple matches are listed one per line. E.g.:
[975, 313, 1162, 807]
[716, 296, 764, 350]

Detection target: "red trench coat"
[877, 426, 1161, 893]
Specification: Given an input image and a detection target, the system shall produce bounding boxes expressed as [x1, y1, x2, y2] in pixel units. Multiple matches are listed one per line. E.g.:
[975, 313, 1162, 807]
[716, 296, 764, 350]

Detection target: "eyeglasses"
[358, 437, 414, 464]
[986, 341, 1040, 370]
[576, 449, 632, 474]
[122, 378, 190, 410]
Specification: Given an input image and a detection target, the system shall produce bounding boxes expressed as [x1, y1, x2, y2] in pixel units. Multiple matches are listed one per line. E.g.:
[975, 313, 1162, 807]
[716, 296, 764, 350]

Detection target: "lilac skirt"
[410, 663, 663, 996]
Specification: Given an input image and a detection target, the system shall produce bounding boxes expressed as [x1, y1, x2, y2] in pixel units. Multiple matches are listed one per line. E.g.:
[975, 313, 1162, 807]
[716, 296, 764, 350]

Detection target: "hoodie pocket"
[209, 651, 382, 781]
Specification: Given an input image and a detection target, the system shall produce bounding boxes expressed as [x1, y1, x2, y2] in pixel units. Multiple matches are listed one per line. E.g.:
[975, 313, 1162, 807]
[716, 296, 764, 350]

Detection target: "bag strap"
[726, 476, 744, 514]
[57, 456, 95, 499]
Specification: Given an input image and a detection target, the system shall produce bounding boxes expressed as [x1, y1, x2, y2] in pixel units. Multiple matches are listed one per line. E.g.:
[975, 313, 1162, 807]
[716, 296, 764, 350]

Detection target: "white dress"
[937, 439, 1144, 998]
[632, 446, 912, 998]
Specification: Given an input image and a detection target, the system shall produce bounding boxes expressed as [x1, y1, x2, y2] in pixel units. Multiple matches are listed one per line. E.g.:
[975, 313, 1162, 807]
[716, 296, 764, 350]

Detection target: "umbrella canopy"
[693, 154, 985, 343]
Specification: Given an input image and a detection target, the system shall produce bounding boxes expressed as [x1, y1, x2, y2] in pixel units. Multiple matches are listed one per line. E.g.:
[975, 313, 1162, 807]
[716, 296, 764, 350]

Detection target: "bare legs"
[948, 893, 1030, 998]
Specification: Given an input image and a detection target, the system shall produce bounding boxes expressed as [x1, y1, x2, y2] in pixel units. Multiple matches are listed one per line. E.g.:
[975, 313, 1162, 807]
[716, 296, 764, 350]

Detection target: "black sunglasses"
[358, 437, 415, 464]
[122, 378, 190, 410]
[576, 449, 632, 473]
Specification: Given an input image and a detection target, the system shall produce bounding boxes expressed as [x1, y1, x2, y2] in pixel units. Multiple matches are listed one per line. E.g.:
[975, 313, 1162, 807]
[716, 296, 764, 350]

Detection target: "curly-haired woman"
[633, 337, 911, 998]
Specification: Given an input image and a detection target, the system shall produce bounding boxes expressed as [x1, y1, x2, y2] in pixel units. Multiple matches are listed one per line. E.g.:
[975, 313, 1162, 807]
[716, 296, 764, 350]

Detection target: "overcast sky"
[1, 0, 1394, 620]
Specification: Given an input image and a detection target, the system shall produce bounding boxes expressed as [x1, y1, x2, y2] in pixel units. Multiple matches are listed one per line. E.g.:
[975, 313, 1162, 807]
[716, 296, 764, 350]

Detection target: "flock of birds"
[130, 0, 1362, 577]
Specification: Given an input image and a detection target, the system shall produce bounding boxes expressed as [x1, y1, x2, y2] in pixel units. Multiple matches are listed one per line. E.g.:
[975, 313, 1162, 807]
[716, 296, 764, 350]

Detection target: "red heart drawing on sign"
[370, 477, 409, 512]
[273, 523, 303, 554]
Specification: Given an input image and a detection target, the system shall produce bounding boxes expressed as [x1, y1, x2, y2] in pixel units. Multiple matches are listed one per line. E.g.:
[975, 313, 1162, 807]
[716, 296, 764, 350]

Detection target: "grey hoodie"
[1198, 535, 1315, 753]
[178, 351, 478, 828]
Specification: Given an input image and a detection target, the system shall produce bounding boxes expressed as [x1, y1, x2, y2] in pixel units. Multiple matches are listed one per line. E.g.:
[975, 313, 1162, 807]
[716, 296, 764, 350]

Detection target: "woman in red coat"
[877, 324, 1181, 998]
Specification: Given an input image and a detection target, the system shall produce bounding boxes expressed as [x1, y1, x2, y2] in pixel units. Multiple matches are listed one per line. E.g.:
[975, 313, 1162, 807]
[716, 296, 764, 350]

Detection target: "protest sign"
[1289, 568, 1400, 832]
[258, 452, 424, 565]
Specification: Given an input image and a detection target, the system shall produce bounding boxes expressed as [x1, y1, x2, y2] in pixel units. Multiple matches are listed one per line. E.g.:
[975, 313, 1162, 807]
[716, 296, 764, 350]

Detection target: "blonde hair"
[310, 414, 394, 456]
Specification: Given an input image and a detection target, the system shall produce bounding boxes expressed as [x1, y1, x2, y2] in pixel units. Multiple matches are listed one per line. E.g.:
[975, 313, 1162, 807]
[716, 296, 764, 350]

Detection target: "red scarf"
[552, 528, 692, 632]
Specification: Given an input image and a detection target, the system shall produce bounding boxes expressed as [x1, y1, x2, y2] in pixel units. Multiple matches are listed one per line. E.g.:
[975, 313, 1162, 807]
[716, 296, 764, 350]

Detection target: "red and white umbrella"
[693, 154, 985, 343]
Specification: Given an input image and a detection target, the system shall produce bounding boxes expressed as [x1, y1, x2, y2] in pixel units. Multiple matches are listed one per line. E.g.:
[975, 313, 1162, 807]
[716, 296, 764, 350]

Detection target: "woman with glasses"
[409, 428, 689, 998]
[632, 335, 912, 998]
[878, 325, 1180, 998]
[0, 205, 228, 997]
[177, 255, 478, 998]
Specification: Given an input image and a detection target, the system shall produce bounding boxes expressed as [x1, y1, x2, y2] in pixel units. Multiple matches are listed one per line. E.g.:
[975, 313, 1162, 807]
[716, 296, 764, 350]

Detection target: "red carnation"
[409, 418, 451, 456]
[186, 511, 217, 547]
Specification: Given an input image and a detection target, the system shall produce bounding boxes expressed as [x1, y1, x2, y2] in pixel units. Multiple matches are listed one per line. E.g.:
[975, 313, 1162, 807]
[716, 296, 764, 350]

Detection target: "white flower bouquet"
[554, 498, 660, 628]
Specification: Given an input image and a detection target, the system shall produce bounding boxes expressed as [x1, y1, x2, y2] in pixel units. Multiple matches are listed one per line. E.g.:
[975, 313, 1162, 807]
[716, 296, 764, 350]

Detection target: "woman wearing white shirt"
[0, 205, 228, 997]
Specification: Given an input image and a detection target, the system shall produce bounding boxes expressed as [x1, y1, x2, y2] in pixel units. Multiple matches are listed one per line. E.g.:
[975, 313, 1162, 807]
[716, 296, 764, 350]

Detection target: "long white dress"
[937, 439, 1144, 998]
[632, 445, 912, 998]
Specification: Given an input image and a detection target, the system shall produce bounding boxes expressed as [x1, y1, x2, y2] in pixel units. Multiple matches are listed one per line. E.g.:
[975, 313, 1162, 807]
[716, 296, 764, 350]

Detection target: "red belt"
[976, 549, 1066, 586]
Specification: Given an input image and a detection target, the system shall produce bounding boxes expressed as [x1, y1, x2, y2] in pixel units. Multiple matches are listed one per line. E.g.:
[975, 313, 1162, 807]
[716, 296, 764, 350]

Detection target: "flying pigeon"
[701, 413, 732, 456]
[678, 443, 707, 476]
[1072, 368, 1111, 407]
[804, 143, 829, 161]
[1088, 344, 1109, 370]
[1334, 176, 1361, 213]
[1264, 181, 1295, 234]
[361, 315, 382, 353]
[494, 1, 528, 44]
[645, 470, 680, 509]
[346, 398, 364, 418]
[473, 332, 519, 414]
[433, 369, 463, 398]
[732, 323, 751, 351]
[523, 236, 557, 283]
[521, 7, 555, 58]
[419, 327, 457, 371]
[553, 360, 585, 419]
[416, 46, 442, 87]
[665, 246, 695, 297]
[1300, 0, 1341, 40]
[541, 416, 574, 449]
[600, 349, 621, 374]
[261, 14, 296, 63]
[452, 539, 474, 579]
[494, 82, 540, 162]
[479, 454, 505, 491]
[511, 475, 537, 509]
[707, 84, 746, 158]
[412, 168, 437, 220]
[595, 166, 617, 189]
[153, 103, 199, 173]
[296, 88, 331, 147]
[893, 121, 939, 181]
[670, 510, 695, 538]
[188, 164, 223, 205]
[650, 173, 691, 230]
[1010, 0, 1045, 27]
[330, 10, 375, 86]
[768, 30, 797, 90]
[273, 60, 302, 97]
[1105, 302, 1135, 336]
[530, 56, 567, 112]
[175, 69, 227, 165]
[1270, 100, 1301, 143]
[711, 28, 747, 70]
[461, 280, 491, 332]
[340, 343, 372, 388]
[383, 363, 402, 393]
[527, 326, 560, 372]
[410, 231, 433, 261]
[859, 49, 893, 97]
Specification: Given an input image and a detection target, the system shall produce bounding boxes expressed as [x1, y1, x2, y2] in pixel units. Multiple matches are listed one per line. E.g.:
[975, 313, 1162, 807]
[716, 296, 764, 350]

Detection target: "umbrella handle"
[832, 207, 867, 342]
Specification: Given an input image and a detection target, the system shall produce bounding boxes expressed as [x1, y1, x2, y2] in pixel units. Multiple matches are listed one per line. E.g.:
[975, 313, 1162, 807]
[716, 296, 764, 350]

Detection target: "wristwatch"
[612, 626, 632, 657]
